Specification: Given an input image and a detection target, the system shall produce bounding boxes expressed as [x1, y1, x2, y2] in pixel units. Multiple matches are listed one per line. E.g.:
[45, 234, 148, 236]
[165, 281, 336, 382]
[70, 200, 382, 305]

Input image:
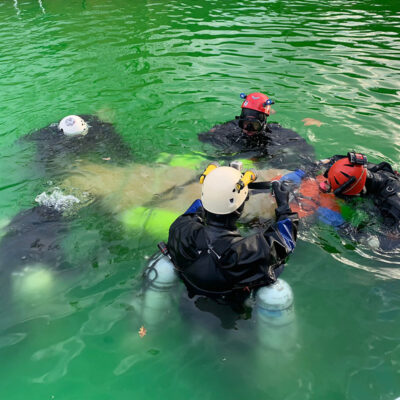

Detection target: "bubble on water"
[366, 236, 380, 250]
[35, 188, 80, 212]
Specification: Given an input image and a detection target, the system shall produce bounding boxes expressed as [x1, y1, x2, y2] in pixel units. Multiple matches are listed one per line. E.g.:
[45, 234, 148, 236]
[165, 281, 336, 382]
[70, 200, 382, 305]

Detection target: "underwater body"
[1, 1, 400, 399]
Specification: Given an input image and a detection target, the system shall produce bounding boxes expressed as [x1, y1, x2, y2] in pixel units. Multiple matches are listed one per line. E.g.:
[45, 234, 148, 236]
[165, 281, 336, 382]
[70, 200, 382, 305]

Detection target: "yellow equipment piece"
[236, 169, 257, 193]
[199, 162, 219, 184]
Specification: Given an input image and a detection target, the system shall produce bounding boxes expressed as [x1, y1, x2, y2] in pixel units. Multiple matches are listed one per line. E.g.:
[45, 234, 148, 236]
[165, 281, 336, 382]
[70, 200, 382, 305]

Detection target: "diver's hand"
[272, 181, 290, 207]
[272, 181, 291, 217]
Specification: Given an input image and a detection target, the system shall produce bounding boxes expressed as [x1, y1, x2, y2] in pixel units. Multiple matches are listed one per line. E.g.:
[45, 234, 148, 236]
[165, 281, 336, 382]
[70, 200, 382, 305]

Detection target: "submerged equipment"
[256, 279, 297, 352]
[58, 115, 89, 137]
[142, 252, 179, 327]
[122, 207, 180, 238]
[155, 152, 208, 170]
[200, 164, 257, 215]
[327, 153, 368, 196]
[256, 279, 294, 326]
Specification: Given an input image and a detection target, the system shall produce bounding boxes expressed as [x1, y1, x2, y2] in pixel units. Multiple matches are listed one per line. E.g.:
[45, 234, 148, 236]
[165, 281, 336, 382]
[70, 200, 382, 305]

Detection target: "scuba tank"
[255, 279, 297, 352]
[141, 243, 180, 328]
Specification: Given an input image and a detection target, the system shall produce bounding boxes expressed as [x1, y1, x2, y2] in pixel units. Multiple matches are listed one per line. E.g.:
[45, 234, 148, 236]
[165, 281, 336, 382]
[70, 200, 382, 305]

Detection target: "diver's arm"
[232, 181, 298, 281]
[167, 200, 205, 269]
[366, 169, 400, 227]
[221, 214, 298, 286]
[365, 170, 389, 195]
[197, 120, 240, 146]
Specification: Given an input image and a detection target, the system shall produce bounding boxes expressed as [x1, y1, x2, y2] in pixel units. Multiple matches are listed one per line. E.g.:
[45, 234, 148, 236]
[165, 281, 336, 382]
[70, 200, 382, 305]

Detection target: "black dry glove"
[272, 180, 292, 218]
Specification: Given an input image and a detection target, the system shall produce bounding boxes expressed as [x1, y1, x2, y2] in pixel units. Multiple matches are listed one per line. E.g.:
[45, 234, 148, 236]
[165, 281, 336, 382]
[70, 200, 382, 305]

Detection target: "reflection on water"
[333, 253, 400, 280]
[12, 0, 45, 16]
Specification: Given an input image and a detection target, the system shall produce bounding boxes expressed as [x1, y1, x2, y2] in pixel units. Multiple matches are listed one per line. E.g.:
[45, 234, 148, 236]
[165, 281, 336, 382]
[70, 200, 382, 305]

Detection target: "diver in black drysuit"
[197, 92, 315, 170]
[167, 165, 298, 319]
[0, 115, 133, 283]
[21, 114, 133, 175]
[322, 154, 400, 250]
[0, 206, 67, 313]
[198, 120, 316, 170]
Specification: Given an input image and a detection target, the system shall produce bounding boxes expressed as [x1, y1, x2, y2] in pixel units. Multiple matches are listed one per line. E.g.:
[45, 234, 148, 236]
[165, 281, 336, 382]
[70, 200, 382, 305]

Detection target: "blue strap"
[279, 169, 306, 185]
[277, 218, 295, 252]
[184, 199, 203, 215]
[317, 207, 345, 227]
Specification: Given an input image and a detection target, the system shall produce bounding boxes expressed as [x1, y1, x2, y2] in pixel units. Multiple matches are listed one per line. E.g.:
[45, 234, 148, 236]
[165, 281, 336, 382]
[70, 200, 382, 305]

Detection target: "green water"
[1, 0, 400, 399]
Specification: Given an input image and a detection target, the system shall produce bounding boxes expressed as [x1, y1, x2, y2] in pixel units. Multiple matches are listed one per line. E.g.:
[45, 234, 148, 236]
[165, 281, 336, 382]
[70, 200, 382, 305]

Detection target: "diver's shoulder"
[21, 123, 59, 142]
[198, 120, 241, 146]
[21, 114, 102, 142]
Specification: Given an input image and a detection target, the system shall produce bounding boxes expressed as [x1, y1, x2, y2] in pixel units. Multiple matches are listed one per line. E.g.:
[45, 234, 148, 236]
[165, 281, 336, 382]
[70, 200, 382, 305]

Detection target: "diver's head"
[327, 154, 367, 196]
[58, 115, 89, 137]
[200, 164, 256, 225]
[237, 92, 273, 136]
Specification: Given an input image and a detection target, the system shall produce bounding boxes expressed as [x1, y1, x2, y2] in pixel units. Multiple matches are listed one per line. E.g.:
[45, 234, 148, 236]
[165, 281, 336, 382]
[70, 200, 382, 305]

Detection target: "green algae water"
[1, 0, 400, 399]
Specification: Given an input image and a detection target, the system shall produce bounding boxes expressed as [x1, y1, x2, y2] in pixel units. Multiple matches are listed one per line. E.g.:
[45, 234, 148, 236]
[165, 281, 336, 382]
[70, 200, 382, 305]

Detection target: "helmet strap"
[334, 168, 366, 196]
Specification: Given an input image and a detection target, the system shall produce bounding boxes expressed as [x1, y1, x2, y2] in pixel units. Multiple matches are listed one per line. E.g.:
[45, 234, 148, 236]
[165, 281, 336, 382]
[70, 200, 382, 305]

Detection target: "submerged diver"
[198, 92, 315, 170]
[0, 115, 134, 301]
[278, 152, 400, 250]
[166, 163, 299, 306]
[0, 204, 69, 312]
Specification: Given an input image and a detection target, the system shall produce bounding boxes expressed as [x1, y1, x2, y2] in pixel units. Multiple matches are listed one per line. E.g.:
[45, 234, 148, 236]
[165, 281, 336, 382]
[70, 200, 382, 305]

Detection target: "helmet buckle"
[319, 181, 331, 193]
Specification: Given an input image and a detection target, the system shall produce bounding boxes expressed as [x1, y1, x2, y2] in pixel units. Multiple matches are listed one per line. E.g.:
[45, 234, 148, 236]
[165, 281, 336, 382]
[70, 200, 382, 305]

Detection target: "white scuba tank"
[255, 279, 297, 352]
[141, 253, 179, 328]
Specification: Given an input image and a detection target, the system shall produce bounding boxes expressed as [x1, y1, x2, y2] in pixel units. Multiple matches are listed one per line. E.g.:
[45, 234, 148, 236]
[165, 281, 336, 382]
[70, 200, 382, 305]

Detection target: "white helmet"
[201, 166, 249, 215]
[58, 115, 89, 137]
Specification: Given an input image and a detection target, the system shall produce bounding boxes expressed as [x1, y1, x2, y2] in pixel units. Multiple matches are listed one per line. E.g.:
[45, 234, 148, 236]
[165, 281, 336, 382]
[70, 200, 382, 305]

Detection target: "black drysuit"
[20, 114, 132, 175]
[364, 162, 400, 231]
[167, 200, 298, 298]
[324, 156, 400, 232]
[321, 157, 400, 250]
[198, 119, 315, 170]
[0, 117, 133, 297]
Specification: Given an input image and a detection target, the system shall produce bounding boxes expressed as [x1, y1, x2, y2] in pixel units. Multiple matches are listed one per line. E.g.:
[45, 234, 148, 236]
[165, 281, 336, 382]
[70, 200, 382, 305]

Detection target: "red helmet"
[328, 158, 367, 195]
[241, 92, 272, 116]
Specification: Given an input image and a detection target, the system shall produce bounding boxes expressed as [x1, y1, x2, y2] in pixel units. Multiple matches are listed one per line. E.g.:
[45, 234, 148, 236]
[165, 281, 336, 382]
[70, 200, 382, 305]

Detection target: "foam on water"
[35, 188, 80, 212]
